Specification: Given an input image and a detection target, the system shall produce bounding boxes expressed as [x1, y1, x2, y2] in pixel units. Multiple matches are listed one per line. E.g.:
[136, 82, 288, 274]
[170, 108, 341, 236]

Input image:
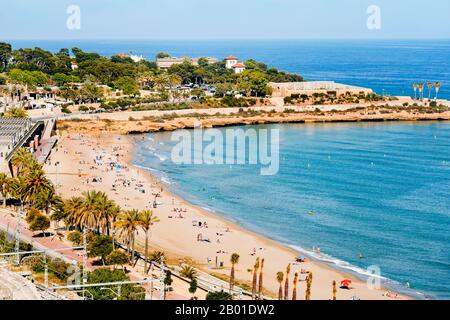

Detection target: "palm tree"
[138, 210, 160, 274]
[435, 81, 441, 99]
[305, 272, 313, 300]
[413, 82, 418, 100]
[292, 272, 298, 300]
[251, 257, 259, 300]
[258, 258, 264, 300]
[10, 148, 35, 176]
[332, 280, 337, 301]
[276, 272, 284, 300]
[64, 196, 84, 229]
[19, 168, 53, 206]
[418, 83, 424, 101]
[95, 192, 118, 235]
[32, 186, 62, 215]
[229, 253, 240, 292]
[180, 265, 197, 279]
[427, 82, 433, 100]
[284, 263, 291, 300]
[109, 205, 120, 250]
[115, 209, 140, 262]
[4, 107, 28, 119]
[7, 177, 27, 206]
[150, 250, 166, 262]
[0, 173, 8, 208]
[75, 191, 100, 230]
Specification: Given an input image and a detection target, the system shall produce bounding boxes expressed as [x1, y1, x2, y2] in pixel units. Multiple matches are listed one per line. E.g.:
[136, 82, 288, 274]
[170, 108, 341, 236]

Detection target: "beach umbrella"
[340, 280, 352, 288]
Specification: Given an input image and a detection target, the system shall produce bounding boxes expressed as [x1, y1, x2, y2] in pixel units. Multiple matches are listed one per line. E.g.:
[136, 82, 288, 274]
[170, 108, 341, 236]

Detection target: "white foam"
[161, 177, 171, 185]
[133, 164, 160, 174]
[154, 153, 167, 162]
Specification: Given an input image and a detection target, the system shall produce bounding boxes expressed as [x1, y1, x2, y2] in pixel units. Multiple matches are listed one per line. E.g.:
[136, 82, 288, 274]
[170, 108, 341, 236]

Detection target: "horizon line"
[2, 37, 450, 42]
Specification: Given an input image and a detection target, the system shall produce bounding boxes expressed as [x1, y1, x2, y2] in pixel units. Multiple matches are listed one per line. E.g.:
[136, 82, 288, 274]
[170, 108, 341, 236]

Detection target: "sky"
[1, 0, 449, 40]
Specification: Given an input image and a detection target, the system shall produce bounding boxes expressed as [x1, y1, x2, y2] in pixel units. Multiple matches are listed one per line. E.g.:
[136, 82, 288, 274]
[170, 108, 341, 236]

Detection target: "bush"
[26, 255, 69, 280]
[86, 268, 145, 300]
[61, 105, 72, 114]
[67, 231, 83, 246]
[49, 258, 70, 280]
[25, 208, 41, 224]
[106, 250, 129, 267]
[206, 291, 233, 300]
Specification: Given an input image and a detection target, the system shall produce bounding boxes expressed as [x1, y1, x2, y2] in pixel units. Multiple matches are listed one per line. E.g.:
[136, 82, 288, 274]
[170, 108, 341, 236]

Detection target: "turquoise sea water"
[132, 122, 450, 299]
[7, 39, 450, 99]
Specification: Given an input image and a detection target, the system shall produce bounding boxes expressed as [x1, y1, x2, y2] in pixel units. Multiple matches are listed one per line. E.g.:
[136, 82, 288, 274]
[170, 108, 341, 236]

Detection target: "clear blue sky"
[1, 0, 449, 40]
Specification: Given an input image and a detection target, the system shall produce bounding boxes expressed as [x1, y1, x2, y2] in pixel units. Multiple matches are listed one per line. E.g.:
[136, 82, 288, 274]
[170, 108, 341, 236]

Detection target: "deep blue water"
[132, 122, 450, 299]
[6, 39, 450, 99]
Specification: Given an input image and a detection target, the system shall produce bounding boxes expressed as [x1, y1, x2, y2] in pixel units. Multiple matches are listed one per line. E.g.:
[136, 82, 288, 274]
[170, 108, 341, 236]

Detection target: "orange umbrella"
[340, 280, 352, 287]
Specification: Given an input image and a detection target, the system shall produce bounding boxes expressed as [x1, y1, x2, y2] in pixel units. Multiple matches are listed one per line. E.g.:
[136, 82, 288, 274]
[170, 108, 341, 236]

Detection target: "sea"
[132, 122, 450, 300]
[8, 39, 450, 299]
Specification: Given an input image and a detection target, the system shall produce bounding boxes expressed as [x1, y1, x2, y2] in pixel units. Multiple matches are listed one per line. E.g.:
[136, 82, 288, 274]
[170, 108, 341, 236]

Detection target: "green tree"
[88, 235, 113, 265]
[241, 70, 269, 97]
[189, 278, 198, 299]
[114, 76, 140, 96]
[32, 186, 62, 215]
[156, 52, 171, 59]
[115, 209, 140, 261]
[85, 268, 144, 300]
[52, 73, 79, 86]
[20, 168, 53, 205]
[28, 213, 51, 236]
[25, 208, 41, 224]
[67, 231, 83, 246]
[229, 253, 240, 292]
[0, 42, 12, 71]
[106, 250, 129, 270]
[0, 173, 9, 208]
[138, 210, 160, 274]
[206, 291, 232, 300]
[164, 270, 173, 286]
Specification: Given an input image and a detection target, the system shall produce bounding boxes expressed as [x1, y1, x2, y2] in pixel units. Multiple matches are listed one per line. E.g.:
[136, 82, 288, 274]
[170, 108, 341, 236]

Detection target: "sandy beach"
[42, 127, 411, 300]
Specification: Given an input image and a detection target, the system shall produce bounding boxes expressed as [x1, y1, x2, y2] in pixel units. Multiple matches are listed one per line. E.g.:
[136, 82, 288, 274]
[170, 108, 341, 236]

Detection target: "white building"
[71, 61, 78, 70]
[225, 56, 239, 69]
[225, 56, 246, 74]
[130, 54, 145, 63]
[232, 63, 246, 74]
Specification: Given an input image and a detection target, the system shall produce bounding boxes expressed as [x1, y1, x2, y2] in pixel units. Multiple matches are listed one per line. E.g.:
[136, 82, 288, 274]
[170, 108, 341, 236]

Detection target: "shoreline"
[128, 137, 423, 300]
